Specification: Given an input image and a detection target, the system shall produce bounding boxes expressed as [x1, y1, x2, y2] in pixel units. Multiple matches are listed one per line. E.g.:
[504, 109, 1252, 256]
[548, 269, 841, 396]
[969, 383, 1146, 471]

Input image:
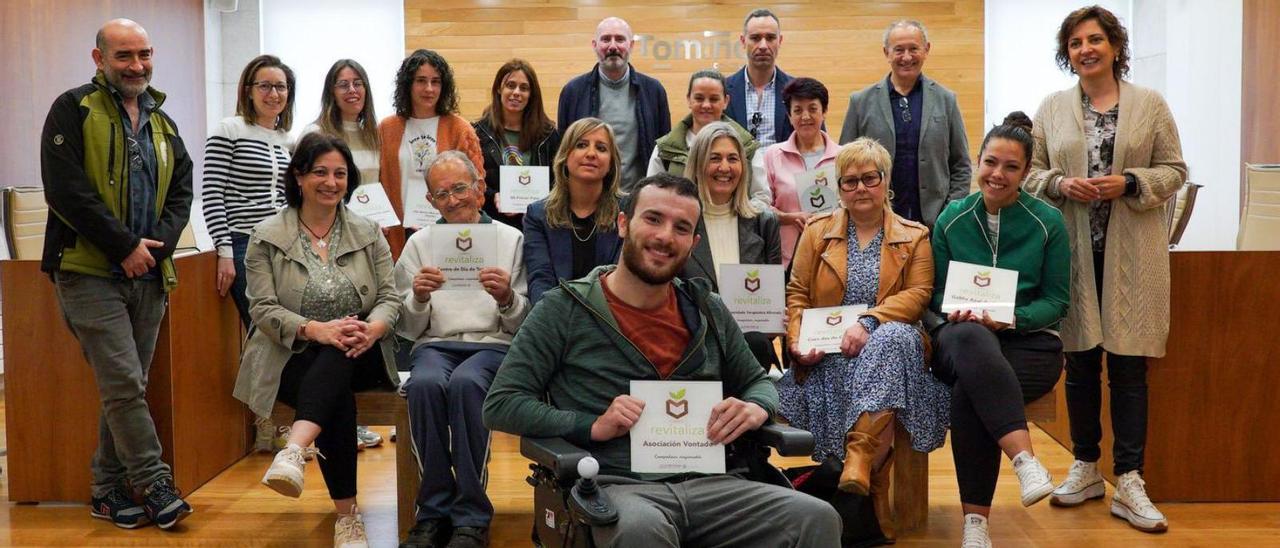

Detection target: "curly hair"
[1055, 5, 1130, 80]
[392, 49, 459, 118]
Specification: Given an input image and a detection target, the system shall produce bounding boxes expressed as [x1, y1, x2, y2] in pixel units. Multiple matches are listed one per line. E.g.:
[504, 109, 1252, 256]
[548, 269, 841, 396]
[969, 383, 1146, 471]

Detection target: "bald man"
[40, 18, 194, 530]
[557, 17, 670, 193]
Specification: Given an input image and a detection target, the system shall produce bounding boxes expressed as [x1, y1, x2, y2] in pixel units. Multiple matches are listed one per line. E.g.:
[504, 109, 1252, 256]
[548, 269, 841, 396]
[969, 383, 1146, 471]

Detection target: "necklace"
[571, 217, 597, 242]
[299, 212, 337, 249]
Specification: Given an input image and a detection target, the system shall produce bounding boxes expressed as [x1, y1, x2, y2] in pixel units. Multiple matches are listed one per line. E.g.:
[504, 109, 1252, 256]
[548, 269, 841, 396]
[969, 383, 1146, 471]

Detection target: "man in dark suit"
[839, 19, 972, 227]
[725, 8, 795, 148]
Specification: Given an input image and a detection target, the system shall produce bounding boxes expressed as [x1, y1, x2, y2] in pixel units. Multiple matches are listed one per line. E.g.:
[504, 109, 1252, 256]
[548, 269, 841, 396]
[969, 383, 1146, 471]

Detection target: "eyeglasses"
[428, 181, 477, 203]
[749, 111, 762, 139]
[897, 97, 911, 124]
[250, 81, 289, 95]
[333, 79, 365, 91]
[838, 171, 884, 190]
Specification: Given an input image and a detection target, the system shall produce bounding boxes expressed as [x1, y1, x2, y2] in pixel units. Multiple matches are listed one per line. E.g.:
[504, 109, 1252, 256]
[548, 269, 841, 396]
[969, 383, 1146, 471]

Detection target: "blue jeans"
[54, 271, 171, 496]
[230, 232, 251, 329]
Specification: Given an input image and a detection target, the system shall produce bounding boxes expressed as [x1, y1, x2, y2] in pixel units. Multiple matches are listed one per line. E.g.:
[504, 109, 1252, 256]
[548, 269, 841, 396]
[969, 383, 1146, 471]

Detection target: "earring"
[887, 189, 896, 201]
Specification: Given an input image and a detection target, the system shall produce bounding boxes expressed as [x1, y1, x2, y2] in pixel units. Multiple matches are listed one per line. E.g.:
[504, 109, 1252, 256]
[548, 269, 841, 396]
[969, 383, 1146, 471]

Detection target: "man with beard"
[484, 173, 840, 546]
[839, 19, 971, 227]
[40, 18, 194, 529]
[557, 17, 671, 193]
[726, 8, 796, 148]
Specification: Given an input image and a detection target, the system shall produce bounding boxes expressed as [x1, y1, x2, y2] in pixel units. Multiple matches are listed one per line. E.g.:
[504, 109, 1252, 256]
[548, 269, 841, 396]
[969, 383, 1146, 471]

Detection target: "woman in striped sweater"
[202, 54, 296, 329]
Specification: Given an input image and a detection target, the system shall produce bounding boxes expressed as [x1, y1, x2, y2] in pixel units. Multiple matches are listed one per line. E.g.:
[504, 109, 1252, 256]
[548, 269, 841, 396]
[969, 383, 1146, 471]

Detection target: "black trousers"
[276, 344, 388, 500]
[1065, 248, 1150, 475]
[931, 322, 1063, 506]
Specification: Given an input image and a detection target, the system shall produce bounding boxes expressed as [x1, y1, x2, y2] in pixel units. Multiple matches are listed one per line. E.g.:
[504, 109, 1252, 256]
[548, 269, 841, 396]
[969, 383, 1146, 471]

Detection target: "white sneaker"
[1051, 460, 1105, 507]
[1011, 451, 1053, 507]
[261, 444, 320, 498]
[1111, 471, 1168, 533]
[961, 513, 992, 548]
[334, 508, 369, 548]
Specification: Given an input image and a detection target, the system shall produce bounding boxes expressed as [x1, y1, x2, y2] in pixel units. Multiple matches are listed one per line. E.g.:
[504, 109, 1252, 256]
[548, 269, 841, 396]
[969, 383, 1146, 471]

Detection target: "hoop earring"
[886, 189, 896, 201]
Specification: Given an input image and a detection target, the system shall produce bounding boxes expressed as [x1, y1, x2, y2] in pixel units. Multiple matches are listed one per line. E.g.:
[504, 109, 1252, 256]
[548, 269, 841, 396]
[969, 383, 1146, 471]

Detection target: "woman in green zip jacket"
[927, 112, 1071, 548]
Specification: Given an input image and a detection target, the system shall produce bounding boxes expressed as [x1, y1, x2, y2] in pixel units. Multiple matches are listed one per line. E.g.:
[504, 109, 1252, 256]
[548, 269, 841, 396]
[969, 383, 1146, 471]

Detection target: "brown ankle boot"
[838, 411, 895, 494]
[870, 448, 896, 541]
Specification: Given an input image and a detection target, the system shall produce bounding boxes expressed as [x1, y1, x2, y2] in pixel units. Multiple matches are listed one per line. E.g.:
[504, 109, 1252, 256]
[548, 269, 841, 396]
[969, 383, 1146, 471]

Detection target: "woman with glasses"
[473, 59, 560, 231]
[761, 77, 840, 266]
[379, 49, 485, 257]
[929, 113, 1070, 547]
[780, 137, 948, 542]
[522, 118, 623, 304]
[647, 70, 769, 207]
[203, 54, 296, 330]
[235, 133, 399, 548]
[303, 59, 381, 189]
[679, 122, 781, 371]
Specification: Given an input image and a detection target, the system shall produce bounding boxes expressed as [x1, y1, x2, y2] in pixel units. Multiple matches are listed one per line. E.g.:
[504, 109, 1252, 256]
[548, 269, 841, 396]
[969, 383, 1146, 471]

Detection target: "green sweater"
[930, 190, 1071, 332]
[482, 265, 778, 479]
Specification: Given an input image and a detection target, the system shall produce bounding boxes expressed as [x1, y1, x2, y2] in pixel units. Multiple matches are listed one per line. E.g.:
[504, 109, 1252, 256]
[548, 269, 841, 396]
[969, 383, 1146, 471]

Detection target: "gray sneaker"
[356, 425, 383, 450]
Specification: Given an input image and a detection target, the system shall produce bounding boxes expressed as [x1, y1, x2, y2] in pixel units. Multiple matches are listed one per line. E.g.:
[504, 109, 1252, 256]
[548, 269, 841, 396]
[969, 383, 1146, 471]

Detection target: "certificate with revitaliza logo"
[630, 380, 725, 474]
[498, 166, 550, 214]
[797, 304, 871, 354]
[345, 183, 401, 228]
[427, 223, 497, 291]
[794, 164, 840, 214]
[402, 183, 442, 229]
[940, 261, 1019, 324]
[718, 264, 786, 334]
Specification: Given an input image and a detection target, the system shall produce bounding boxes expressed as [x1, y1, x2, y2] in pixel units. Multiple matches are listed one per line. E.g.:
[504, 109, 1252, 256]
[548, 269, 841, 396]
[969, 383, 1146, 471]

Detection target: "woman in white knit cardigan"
[1023, 5, 1185, 537]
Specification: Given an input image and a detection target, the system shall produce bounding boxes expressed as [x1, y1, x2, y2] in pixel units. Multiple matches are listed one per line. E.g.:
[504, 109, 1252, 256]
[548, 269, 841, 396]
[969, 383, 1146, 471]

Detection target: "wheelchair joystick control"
[569, 456, 618, 525]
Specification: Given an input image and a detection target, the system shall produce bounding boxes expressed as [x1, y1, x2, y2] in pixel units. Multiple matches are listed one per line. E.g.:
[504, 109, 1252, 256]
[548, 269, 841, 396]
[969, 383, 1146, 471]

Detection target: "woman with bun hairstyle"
[1024, 7, 1185, 533]
[929, 112, 1070, 548]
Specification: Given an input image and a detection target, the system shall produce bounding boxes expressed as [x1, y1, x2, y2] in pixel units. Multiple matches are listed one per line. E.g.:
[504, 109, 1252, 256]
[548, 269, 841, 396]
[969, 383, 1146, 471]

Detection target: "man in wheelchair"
[484, 173, 840, 547]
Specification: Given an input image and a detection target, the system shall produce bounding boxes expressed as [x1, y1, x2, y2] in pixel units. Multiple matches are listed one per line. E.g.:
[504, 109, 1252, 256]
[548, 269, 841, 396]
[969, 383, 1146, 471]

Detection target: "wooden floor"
[2, 399, 1279, 546]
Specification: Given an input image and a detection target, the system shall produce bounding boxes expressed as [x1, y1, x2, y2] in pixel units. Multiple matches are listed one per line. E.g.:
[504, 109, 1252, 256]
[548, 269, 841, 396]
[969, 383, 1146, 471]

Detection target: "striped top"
[201, 117, 293, 257]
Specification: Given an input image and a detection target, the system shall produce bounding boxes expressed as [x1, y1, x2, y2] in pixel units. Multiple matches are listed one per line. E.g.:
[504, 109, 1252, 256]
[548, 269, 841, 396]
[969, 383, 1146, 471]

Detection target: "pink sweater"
[762, 131, 840, 265]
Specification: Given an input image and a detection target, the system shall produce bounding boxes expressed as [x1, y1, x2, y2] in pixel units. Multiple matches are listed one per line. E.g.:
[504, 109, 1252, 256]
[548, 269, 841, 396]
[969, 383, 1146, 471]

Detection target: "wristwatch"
[1124, 173, 1140, 197]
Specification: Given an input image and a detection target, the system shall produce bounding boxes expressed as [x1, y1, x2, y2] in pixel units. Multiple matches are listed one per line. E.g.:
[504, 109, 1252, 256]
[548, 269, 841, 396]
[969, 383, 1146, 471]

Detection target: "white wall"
[260, 0, 404, 142]
[985, 0, 1242, 250]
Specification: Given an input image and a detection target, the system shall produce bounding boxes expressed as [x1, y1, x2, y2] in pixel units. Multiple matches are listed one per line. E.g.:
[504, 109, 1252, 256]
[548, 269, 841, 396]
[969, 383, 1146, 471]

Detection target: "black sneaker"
[142, 477, 193, 530]
[446, 526, 489, 548]
[89, 486, 150, 529]
[400, 518, 450, 548]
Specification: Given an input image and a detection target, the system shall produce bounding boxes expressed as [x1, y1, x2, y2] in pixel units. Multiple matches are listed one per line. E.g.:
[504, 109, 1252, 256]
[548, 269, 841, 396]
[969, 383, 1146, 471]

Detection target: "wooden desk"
[2, 251, 246, 502]
[1038, 251, 1280, 502]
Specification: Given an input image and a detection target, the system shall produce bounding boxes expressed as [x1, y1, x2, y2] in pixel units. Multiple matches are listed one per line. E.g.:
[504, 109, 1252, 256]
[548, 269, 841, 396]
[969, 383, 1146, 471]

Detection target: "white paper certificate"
[427, 223, 497, 291]
[403, 181, 441, 229]
[718, 264, 786, 334]
[794, 164, 840, 214]
[630, 380, 725, 474]
[345, 183, 401, 228]
[797, 305, 870, 354]
[498, 166, 550, 214]
[940, 261, 1019, 324]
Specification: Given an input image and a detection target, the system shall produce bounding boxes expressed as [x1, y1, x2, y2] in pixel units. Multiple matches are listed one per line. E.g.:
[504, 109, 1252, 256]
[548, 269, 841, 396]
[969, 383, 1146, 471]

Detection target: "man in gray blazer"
[840, 19, 971, 227]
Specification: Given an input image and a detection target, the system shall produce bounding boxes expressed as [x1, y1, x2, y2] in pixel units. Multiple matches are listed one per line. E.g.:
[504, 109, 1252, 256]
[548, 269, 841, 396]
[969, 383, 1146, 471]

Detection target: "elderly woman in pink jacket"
[761, 77, 841, 266]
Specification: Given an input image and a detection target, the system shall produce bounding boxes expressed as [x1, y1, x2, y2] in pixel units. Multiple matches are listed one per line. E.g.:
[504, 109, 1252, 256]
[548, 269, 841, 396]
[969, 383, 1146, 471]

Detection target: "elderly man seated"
[396, 151, 531, 548]
[484, 173, 839, 547]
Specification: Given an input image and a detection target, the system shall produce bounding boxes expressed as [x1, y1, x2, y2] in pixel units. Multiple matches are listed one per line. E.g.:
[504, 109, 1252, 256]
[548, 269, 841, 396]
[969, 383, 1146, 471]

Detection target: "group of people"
[40, 4, 1186, 547]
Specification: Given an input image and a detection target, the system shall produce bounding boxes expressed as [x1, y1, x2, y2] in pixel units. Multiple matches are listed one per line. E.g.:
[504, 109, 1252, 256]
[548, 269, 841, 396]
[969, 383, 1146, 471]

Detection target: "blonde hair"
[545, 118, 622, 230]
[836, 137, 894, 209]
[684, 122, 758, 218]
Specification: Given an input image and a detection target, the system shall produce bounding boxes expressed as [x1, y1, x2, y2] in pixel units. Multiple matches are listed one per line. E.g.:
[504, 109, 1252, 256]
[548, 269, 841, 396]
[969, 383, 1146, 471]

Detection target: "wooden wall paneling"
[1041, 251, 1280, 502]
[404, 0, 985, 155]
[1241, 0, 1280, 208]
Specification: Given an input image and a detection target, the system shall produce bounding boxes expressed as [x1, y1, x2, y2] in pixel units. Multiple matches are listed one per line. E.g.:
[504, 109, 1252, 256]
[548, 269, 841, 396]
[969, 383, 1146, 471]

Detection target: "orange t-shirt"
[601, 274, 690, 379]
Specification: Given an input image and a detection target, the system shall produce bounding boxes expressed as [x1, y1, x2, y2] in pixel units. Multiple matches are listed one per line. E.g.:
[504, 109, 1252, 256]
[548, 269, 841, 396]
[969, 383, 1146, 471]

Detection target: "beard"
[103, 65, 152, 98]
[620, 233, 689, 286]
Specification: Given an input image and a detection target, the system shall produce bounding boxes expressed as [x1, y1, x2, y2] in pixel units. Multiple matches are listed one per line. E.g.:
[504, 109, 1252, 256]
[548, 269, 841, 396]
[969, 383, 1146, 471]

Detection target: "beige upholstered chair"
[1166, 181, 1203, 248]
[3, 187, 49, 260]
[1239, 164, 1280, 250]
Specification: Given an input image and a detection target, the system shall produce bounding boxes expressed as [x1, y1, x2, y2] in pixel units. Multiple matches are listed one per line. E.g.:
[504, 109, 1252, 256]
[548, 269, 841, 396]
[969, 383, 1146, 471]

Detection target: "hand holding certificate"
[427, 223, 497, 291]
[796, 305, 870, 355]
[719, 264, 786, 334]
[940, 261, 1018, 324]
[629, 381, 726, 474]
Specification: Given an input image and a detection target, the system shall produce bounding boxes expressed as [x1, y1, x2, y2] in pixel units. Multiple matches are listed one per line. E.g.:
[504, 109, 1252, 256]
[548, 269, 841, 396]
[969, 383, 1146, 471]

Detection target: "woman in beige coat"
[232, 132, 399, 547]
[1023, 6, 1186, 535]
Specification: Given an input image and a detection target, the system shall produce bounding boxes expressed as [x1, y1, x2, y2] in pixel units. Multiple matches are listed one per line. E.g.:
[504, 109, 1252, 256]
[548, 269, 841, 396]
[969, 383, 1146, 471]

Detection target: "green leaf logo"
[809, 186, 823, 196]
[747, 269, 759, 279]
[459, 229, 472, 238]
[977, 270, 991, 277]
[828, 310, 842, 317]
[669, 388, 686, 400]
